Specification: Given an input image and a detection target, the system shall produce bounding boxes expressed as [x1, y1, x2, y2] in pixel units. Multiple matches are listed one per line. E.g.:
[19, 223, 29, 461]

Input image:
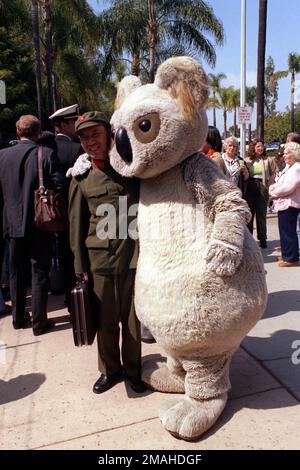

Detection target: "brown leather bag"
[34, 146, 69, 233]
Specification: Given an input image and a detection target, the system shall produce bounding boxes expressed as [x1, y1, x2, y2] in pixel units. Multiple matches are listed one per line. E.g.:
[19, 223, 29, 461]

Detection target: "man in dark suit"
[0, 115, 62, 335]
[48, 105, 82, 309]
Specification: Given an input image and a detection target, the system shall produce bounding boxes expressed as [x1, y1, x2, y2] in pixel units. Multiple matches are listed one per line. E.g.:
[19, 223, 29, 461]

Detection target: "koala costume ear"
[154, 56, 209, 126]
[114, 75, 142, 110]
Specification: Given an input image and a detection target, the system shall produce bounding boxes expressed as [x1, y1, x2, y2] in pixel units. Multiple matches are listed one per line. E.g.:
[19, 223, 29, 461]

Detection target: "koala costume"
[109, 57, 267, 441]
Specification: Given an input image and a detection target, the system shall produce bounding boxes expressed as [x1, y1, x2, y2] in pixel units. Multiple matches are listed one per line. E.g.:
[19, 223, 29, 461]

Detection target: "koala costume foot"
[159, 393, 228, 441]
[142, 359, 185, 394]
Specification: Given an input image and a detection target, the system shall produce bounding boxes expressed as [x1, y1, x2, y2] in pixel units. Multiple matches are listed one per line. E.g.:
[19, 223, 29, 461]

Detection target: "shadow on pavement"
[0, 373, 46, 405]
[260, 238, 281, 263]
[142, 344, 299, 443]
[263, 290, 300, 319]
[242, 329, 300, 361]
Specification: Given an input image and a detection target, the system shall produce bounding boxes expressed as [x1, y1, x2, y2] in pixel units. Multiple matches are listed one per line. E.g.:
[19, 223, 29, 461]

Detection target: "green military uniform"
[69, 161, 141, 380]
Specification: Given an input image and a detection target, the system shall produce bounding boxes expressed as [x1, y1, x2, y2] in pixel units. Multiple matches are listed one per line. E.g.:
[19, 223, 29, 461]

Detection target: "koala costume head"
[110, 56, 208, 178]
[109, 57, 267, 442]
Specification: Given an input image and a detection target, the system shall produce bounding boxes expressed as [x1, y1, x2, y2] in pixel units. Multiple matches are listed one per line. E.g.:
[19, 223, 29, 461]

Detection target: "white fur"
[66, 153, 91, 177]
[109, 56, 267, 441]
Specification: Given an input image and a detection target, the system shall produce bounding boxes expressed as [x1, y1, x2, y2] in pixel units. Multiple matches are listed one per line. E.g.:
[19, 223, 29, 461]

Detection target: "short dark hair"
[206, 126, 223, 152]
[287, 132, 300, 144]
[16, 115, 40, 138]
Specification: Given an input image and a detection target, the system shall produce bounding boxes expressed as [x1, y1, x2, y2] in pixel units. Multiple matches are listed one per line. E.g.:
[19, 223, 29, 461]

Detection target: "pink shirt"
[269, 162, 300, 211]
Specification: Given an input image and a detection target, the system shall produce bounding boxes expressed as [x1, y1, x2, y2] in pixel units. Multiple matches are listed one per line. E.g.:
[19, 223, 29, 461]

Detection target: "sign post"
[240, 0, 246, 159]
[238, 106, 252, 125]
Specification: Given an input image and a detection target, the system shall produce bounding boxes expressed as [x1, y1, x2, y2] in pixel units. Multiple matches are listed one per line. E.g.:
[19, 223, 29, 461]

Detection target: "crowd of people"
[201, 127, 300, 262]
[0, 106, 300, 393]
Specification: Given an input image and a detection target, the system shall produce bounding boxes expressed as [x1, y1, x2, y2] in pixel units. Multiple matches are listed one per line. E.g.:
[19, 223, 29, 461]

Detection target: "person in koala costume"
[109, 57, 268, 441]
[79, 57, 267, 441]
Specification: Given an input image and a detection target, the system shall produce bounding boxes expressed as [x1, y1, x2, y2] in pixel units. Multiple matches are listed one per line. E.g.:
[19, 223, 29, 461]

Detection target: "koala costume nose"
[115, 127, 133, 163]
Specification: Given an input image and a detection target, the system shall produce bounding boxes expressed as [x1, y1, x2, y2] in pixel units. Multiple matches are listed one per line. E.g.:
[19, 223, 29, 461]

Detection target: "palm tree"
[41, 0, 55, 116]
[30, 0, 43, 124]
[99, 0, 224, 81]
[48, 0, 100, 109]
[256, 0, 268, 140]
[148, 0, 156, 83]
[246, 86, 256, 140]
[208, 72, 227, 127]
[99, 0, 146, 78]
[288, 53, 300, 131]
[206, 95, 221, 127]
[218, 86, 235, 139]
[269, 53, 300, 132]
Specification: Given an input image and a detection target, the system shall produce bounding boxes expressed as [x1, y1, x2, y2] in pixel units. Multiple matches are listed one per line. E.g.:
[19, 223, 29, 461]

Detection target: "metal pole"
[240, 0, 246, 159]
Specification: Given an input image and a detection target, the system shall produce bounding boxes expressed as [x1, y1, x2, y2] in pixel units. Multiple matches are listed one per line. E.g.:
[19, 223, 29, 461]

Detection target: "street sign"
[238, 106, 252, 125]
[0, 80, 6, 104]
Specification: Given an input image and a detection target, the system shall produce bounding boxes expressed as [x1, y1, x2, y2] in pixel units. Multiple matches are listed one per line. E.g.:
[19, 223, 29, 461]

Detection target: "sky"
[88, 0, 300, 133]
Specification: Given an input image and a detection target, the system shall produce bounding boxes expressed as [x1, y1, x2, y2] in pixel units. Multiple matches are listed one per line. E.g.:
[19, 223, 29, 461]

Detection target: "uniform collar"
[56, 133, 72, 141]
[92, 159, 107, 169]
[20, 138, 36, 145]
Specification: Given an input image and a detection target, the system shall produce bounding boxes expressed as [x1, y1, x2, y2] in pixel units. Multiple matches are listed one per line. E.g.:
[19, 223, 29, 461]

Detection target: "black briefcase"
[70, 280, 97, 346]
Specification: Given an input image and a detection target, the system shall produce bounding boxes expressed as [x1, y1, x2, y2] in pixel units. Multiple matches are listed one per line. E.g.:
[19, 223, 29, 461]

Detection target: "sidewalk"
[0, 216, 299, 450]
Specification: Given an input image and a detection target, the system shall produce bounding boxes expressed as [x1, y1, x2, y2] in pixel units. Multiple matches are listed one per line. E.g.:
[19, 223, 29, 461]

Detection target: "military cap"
[49, 104, 79, 123]
[75, 111, 110, 134]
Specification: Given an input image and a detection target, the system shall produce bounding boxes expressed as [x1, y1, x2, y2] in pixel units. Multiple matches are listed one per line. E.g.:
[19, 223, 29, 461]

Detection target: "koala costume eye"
[133, 112, 160, 144]
[139, 120, 151, 132]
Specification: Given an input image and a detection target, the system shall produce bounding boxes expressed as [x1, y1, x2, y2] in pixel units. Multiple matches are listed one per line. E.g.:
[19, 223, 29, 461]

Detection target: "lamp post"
[240, 0, 246, 160]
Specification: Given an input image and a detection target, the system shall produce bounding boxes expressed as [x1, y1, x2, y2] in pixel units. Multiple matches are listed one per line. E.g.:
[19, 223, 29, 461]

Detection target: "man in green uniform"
[68, 111, 146, 394]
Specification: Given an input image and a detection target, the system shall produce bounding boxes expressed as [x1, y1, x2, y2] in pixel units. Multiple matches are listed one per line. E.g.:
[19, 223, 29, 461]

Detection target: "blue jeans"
[297, 213, 300, 252]
[278, 207, 300, 262]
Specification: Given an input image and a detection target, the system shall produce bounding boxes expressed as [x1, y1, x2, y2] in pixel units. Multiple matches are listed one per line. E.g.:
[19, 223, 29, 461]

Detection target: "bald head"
[16, 115, 40, 141]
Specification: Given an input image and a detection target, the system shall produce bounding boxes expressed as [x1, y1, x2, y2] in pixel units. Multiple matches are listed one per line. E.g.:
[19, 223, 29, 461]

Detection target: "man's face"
[61, 119, 77, 138]
[78, 124, 107, 160]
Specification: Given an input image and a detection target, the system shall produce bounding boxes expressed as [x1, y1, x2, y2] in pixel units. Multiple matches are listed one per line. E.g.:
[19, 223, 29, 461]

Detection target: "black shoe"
[93, 371, 124, 394]
[141, 336, 156, 344]
[33, 319, 55, 336]
[125, 374, 148, 393]
[0, 304, 12, 317]
[260, 240, 267, 248]
[13, 313, 32, 329]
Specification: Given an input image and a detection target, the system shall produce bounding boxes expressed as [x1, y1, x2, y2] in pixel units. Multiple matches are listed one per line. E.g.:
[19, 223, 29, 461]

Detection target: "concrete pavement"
[0, 216, 299, 450]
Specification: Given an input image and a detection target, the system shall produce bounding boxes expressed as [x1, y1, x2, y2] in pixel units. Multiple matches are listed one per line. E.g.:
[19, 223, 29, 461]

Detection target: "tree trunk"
[131, 52, 140, 76]
[41, 0, 54, 119]
[223, 110, 227, 139]
[248, 123, 252, 142]
[212, 90, 216, 127]
[291, 70, 295, 131]
[30, 0, 43, 126]
[147, 0, 157, 83]
[256, 0, 268, 140]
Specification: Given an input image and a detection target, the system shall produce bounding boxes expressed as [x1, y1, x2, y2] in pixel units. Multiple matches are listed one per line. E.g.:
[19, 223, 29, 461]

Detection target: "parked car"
[266, 142, 281, 152]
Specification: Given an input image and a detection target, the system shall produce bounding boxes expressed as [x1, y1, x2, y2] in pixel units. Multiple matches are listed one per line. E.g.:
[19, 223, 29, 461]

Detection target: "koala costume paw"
[205, 241, 242, 276]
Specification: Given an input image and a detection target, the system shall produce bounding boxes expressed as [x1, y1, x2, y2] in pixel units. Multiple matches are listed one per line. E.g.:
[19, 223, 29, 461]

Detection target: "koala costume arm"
[183, 154, 252, 276]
